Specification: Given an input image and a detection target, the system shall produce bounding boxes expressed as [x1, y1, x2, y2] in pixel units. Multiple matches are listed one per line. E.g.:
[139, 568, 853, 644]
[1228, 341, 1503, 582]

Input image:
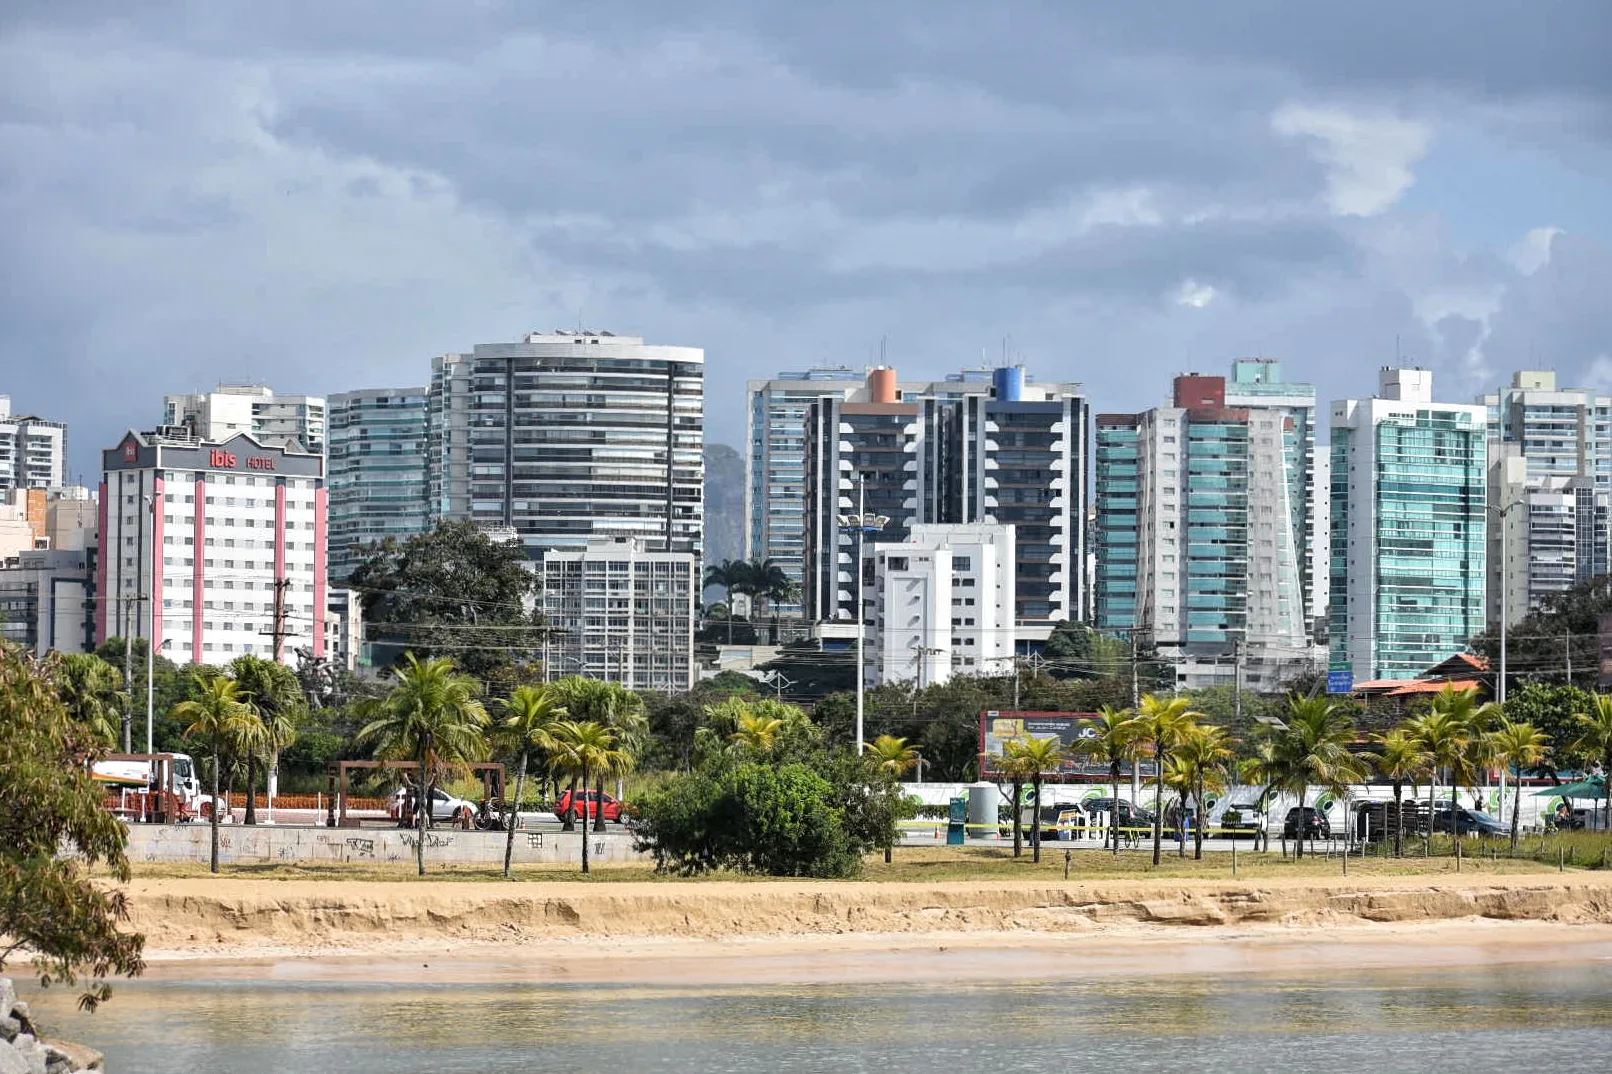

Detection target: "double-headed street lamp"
[837, 473, 888, 754]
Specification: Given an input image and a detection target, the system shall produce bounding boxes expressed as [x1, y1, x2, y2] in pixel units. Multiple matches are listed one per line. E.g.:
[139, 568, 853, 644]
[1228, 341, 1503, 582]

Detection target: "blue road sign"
[1326, 670, 1354, 695]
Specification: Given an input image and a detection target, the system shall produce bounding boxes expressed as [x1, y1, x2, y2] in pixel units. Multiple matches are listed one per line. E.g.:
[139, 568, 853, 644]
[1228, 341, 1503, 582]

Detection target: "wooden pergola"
[325, 760, 506, 828]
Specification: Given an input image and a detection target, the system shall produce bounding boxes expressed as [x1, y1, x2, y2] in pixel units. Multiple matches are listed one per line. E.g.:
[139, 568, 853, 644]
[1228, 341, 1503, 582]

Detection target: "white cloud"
[1174, 279, 1217, 308]
[1507, 226, 1561, 275]
[1271, 103, 1429, 217]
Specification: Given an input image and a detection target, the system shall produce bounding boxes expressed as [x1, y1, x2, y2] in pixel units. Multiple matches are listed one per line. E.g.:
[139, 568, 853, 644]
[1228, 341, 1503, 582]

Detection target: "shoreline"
[118, 871, 1612, 978]
[133, 919, 1612, 987]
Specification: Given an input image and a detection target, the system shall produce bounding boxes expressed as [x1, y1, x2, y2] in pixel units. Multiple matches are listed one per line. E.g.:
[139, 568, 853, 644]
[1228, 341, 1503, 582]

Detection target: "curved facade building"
[430, 331, 704, 558]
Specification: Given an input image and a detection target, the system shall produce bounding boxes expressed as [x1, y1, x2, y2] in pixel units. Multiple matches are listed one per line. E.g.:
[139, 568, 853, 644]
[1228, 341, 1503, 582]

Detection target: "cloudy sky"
[4, 1, 1610, 478]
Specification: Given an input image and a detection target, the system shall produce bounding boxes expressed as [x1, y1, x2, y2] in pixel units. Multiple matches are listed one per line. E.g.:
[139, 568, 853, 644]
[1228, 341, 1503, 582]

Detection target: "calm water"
[25, 961, 1612, 1073]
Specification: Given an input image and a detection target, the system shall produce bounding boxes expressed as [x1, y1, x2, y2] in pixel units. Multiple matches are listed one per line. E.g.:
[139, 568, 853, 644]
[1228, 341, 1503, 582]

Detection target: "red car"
[555, 789, 624, 823]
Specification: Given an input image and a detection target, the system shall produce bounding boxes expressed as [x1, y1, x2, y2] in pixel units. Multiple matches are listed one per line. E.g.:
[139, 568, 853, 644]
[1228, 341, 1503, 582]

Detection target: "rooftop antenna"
[880, 336, 887, 366]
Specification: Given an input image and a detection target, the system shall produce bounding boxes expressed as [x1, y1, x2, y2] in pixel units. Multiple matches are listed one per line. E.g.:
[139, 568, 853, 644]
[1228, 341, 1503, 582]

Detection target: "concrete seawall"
[123, 822, 649, 866]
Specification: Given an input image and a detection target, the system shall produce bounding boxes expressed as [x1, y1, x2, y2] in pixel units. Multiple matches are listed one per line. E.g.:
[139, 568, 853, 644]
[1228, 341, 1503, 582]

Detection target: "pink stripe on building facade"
[150, 476, 164, 651]
[94, 480, 109, 645]
[192, 477, 205, 662]
[312, 485, 328, 658]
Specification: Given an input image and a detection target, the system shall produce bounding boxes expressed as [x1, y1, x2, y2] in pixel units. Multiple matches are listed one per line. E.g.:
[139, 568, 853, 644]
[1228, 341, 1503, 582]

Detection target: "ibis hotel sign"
[208, 448, 277, 472]
[103, 432, 324, 479]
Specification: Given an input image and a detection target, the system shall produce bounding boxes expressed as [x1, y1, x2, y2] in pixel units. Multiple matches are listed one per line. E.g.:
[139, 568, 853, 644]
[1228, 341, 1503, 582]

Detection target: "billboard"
[978, 710, 1157, 779]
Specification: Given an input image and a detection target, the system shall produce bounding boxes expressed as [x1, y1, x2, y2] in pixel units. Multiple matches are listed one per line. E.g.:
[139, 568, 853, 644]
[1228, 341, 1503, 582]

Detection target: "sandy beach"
[118, 871, 1612, 983]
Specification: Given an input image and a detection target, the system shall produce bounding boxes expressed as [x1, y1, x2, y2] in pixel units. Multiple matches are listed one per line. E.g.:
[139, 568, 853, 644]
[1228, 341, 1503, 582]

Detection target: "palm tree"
[356, 653, 490, 876]
[56, 653, 127, 749]
[546, 720, 625, 874]
[553, 678, 644, 832]
[1572, 694, 1612, 832]
[1134, 694, 1201, 865]
[1079, 705, 1138, 854]
[1173, 724, 1233, 860]
[1238, 740, 1284, 853]
[995, 743, 1033, 859]
[704, 560, 743, 643]
[731, 713, 787, 756]
[1408, 685, 1492, 846]
[1488, 718, 1550, 850]
[1272, 695, 1366, 858]
[1003, 735, 1065, 864]
[867, 734, 921, 863]
[1366, 728, 1431, 858]
[499, 684, 566, 878]
[230, 655, 301, 825]
[173, 674, 254, 874]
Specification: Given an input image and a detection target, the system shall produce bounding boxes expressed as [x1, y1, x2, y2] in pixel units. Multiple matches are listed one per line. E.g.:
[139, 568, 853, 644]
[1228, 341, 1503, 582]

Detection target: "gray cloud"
[0, 1, 1609, 479]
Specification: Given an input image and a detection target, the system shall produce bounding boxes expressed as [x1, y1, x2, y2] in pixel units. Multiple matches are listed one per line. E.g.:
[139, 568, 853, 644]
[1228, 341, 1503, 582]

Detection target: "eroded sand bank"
[125, 873, 1612, 973]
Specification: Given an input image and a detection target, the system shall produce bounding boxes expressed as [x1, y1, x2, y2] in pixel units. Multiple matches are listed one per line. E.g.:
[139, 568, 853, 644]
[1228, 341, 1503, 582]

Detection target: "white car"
[386, 786, 478, 826]
[1218, 801, 1269, 838]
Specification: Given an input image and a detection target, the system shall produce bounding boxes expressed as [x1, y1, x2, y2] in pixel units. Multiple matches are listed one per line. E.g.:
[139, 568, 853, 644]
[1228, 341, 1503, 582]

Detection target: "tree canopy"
[347, 520, 545, 681]
[0, 645, 144, 1009]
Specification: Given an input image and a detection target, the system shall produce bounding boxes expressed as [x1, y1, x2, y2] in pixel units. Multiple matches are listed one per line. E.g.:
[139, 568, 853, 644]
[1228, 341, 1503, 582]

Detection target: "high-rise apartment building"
[99, 428, 328, 667]
[1330, 368, 1487, 682]
[539, 536, 697, 692]
[0, 397, 67, 491]
[867, 523, 1016, 687]
[1094, 368, 1319, 690]
[1488, 445, 1609, 627]
[746, 367, 865, 610]
[327, 386, 429, 580]
[164, 385, 326, 451]
[1478, 371, 1612, 623]
[428, 331, 704, 559]
[799, 365, 1087, 639]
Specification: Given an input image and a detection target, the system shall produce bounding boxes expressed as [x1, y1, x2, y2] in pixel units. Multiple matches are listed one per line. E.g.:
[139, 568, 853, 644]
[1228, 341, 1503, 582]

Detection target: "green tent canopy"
[1533, 777, 1606, 798]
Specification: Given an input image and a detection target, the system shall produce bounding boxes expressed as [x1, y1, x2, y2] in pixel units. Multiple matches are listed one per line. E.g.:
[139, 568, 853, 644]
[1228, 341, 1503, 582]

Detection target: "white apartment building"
[99, 428, 328, 667]
[868, 524, 1015, 688]
[540, 536, 697, 693]
[164, 385, 327, 452]
[0, 549, 96, 654]
[1489, 445, 1608, 627]
[0, 396, 67, 491]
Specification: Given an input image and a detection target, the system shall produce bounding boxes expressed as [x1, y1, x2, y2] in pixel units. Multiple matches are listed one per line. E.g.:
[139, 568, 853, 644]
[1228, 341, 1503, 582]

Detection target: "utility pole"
[1233, 638, 1243, 725]
[1129, 629, 1141, 804]
[122, 598, 134, 753]
[1565, 628, 1572, 685]
[261, 578, 292, 664]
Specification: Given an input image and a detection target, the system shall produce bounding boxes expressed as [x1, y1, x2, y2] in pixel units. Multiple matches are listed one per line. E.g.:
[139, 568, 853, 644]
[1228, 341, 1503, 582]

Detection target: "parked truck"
[93, 752, 224, 823]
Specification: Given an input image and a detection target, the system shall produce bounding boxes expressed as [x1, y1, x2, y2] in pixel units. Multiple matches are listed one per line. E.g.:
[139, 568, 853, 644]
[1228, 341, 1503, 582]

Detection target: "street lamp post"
[1489, 494, 1524, 821]
[837, 475, 888, 755]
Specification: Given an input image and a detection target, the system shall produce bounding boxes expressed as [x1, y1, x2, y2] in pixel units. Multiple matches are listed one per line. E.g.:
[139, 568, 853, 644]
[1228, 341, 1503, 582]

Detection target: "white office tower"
[1330, 368, 1487, 681]
[99, 428, 329, 667]
[163, 385, 327, 452]
[0, 396, 67, 491]
[429, 331, 704, 559]
[540, 536, 697, 692]
[867, 524, 1015, 687]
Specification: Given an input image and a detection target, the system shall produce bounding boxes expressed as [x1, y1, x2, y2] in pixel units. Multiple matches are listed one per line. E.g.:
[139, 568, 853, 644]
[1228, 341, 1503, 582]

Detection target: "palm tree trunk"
[244, 753, 258, 825]
[1031, 776, 1042, 864]
[579, 760, 591, 875]
[209, 746, 221, 874]
[593, 774, 608, 833]
[1151, 750, 1165, 866]
[1294, 782, 1307, 858]
[1509, 775, 1522, 851]
[1193, 783, 1205, 861]
[503, 749, 528, 879]
[1110, 768, 1120, 855]
[1010, 779, 1023, 858]
[1393, 783, 1404, 859]
[1450, 777, 1460, 851]
[416, 743, 428, 877]
[561, 777, 578, 832]
[726, 585, 734, 645]
[1427, 779, 1437, 855]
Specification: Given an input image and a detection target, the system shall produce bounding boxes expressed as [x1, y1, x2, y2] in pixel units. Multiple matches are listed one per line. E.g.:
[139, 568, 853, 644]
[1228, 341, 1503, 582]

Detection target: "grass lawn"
[118, 842, 1599, 884]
